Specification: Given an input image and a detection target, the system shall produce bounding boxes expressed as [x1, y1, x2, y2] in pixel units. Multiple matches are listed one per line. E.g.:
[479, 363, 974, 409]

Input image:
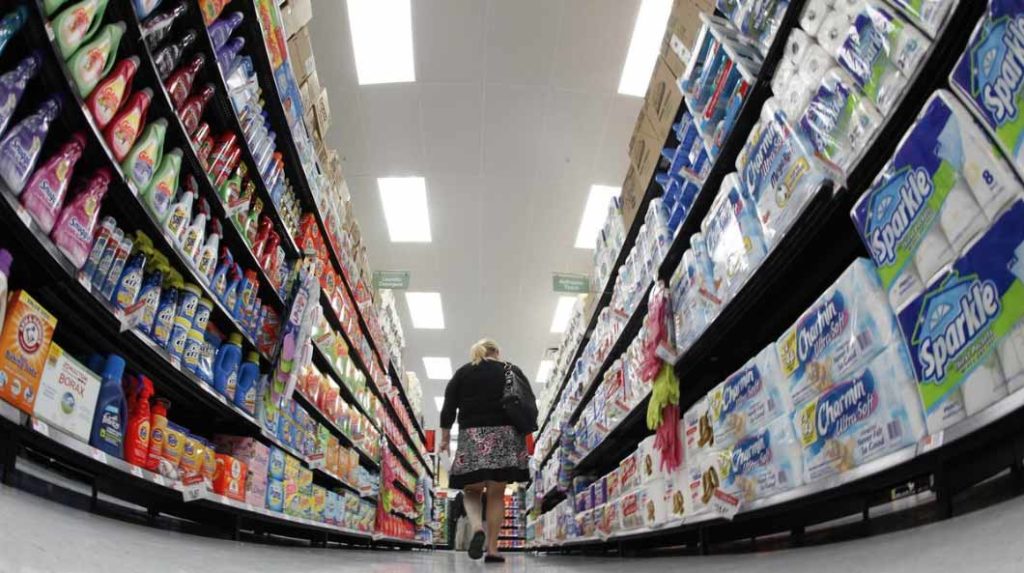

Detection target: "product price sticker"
[152, 474, 165, 486]
[918, 431, 944, 455]
[90, 449, 107, 464]
[76, 271, 92, 291]
[709, 490, 741, 520]
[181, 474, 205, 502]
[13, 204, 30, 227]
[308, 453, 325, 470]
[31, 418, 50, 437]
[130, 466, 144, 478]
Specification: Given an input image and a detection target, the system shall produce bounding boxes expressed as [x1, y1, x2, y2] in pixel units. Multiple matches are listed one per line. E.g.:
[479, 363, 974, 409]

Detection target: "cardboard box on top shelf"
[300, 69, 321, 110]
[628, 111, 662, 186]
[643, 56, 683, 142]
[314, 89, 331, 140]
[287, 26, 316, 82]
[620, 164, 646, 228]
[303, 107, 318, 144]
[663, 0, 714, 76]
[280, 0, 312, 39]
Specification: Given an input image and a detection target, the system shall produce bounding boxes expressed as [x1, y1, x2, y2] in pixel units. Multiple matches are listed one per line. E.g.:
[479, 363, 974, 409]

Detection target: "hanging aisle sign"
[552, 273, 590, 294]
[373, 271, 411, 290]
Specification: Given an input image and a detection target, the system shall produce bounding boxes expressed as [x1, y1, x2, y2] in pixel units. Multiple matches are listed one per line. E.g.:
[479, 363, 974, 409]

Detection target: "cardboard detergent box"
[33, 345, 101, 443]
[897, 199, 1024, 428]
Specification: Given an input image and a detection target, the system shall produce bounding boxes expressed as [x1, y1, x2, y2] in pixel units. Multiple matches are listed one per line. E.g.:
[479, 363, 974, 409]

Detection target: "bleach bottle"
[213, 333, 242, 400]
[90, 354, 127, 459]
[234, 351, 260, 414]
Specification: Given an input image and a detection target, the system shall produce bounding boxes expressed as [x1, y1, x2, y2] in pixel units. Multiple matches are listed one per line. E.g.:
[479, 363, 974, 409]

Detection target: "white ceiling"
[308, 0, 645, 427]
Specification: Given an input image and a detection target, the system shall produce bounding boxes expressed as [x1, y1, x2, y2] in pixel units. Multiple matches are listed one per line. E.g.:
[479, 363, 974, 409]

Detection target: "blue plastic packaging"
[234, 351, 260, 414]
[213, 332, 242, 400]
[0, 53, 42, 136]
[90, 354, 127, 458]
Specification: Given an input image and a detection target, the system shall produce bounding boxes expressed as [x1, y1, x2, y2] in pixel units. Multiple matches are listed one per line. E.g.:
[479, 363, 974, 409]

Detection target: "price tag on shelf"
[919, 431, 944, 455]
[308, 453, 325, 470]
[130, 466, 144, 478]
[181, 474, 205, 502]
[709, 490, 740, 520]
[118, 300, 149, 333]
[31, 418, 50, 437]
[76, 272, 92, 291]
[90, 449, 108, 465]
[15, 205, 31, 227]
[152, 474, 166, 487]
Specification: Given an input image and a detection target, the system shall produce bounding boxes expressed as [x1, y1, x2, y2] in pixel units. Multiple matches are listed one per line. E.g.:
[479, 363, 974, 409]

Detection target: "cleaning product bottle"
[199, 0, 227, 25]
[151, 272, 180, 346]
[20, 132, 87, 233]
[143, 148, 182, 220]
[90, 354, 127, 459]
[243, 198, 263, 245]
[0, 249, 11, 328]
[211, 246, 233, 299]
[180, 211, 206, 260]
[215, 37, 244, 73]
[196, 218, 220, 280]
[153, 29, 196, 79]
[136, 260, 164, 336]
[85, 56, 139, 130]
[206, 132, 236, 176]
[0, 53, 42, 136]
[0, 97, 61, 194]
[223, 263, 241, 311]
[132, 0, 164, 21]
[104, 88, 152, 162]
[52, 0, 111, 59]
[141, 1, 186, 48]
[234, 351, 259, 414]
[121, 118, 166, 190]
[208, 12, 243, 50]
[258, 231, 280, 274]
[50, 168, 111, 269]
[99, 234, 132, 299]
[89, 224, 123, 285]
[66, 22, 125, 97]
[163, 185, 193, 240]
[145, 397, 169, 471]
[192, 123, 213, 168]
[213, 332, 242, 399]
[124, 375, 153, 467]
[234, 179, 255, 227]
[112, 234, 150, 310]
[235, 269, 257, 323]
[251, 216, 274, 259]
[217, 162, 244, 207]
[45, 0, 73, 16]
[0, 7, 28, 58]
[164, 54, 204, 109]
[178, 84, 214, 136]
[82, 217, 116, 281]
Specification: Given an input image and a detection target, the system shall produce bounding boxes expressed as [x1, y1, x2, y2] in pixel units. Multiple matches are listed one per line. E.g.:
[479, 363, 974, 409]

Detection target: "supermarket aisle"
[3, 483, 1024, 572]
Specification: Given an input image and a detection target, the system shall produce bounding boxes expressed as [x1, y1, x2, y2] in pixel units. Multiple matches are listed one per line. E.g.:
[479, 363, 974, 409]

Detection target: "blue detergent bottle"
[233, 351, 260, 414]
[90, 354, 127, 458]
[213, 332, 242, 400]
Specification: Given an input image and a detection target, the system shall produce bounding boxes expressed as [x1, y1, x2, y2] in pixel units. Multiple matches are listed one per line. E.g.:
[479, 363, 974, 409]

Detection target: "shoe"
[468, 531, 485, 560]
[485, 555, 506, 563]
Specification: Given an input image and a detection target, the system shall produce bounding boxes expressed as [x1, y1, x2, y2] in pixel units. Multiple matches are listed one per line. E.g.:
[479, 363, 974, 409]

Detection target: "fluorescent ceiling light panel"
[379, 177, 431, 242]
[405, 292, 445, 329]
[575, 185, 621, 249]
[618, 0, 672, 97]
[423, 357, 453, 380]
[346, 0, 416, 85]
[434, 396, 444, 412]
[550, 296, 579, 334]
[536, 360, 555, 384]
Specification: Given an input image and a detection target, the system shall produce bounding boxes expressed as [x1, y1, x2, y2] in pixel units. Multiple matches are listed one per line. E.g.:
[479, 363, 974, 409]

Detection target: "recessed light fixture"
[379, 177, 431, 242]
[423, 357, 453, 380]
[346, 0, 416, 85]
[433, 396, 445, 412]
[575, 185, 621, 249]
[550, 296, 579, 334]
[536, 360, 555, 384]
[618, 0, 672, 97]
[405, 292, 445, 329]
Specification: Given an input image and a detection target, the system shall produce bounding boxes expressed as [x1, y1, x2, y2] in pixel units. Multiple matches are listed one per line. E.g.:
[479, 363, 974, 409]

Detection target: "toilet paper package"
[887, 0, 957, 39]
[855, 91, 1023, 311]
[702, 175, 770, 301]
[707, 345, 790, 448]
[818, 9, 853, 57]
[800, 68, 884, 177]
[706, 417, 805, 503]
[836, 2, 931, 114]
[684, 397, 715, 461]
[793, 344, 925, 483]
[776, 258, 902, 407]
[642, 479, 669, 527]
[897, 199, 1024, 430]
[801, 0, 834, 37]
[735, 100, 828, 249]
[950, 2, 1024, 182]
[685, 453, 717, 515]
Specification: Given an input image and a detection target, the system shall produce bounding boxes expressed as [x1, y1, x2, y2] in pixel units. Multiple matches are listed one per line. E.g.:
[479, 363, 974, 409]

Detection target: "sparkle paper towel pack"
[950, 1, 1024, 181]
[851, 90, 1024, 312]
[707, 345, 790, 448]
[897, 199, 1024, 433]
[887, 0, 956, 39]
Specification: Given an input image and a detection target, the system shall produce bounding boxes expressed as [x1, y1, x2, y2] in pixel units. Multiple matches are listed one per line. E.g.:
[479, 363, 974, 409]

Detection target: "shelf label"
[153, 474, 166, 486]
[130, 466, 144, 478]
[919, 431, 944, 454]
[77, 272, 92, 291]
[15, 204, 31, 227]
[372, 270, 410, 290]
[552, 273, 590, 294]
[118, 299, 149, 333]
[90, 449, 108, 465]
[709, 490, 740, 520]
[31, 418, 50, 437]
[182, 474, 205, 502]
[308, 453, 325, 470]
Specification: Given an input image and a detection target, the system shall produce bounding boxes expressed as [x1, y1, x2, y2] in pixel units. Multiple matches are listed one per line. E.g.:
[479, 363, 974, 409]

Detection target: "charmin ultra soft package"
[897, 199, 1024, 433]
[705, 416, 804, 503]
[706, 344, 789, 449]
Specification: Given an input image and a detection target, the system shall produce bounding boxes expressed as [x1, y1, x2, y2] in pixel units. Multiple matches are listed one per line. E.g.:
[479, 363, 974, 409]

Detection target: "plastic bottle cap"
[174, 316, 192, 327]
[183, 283, 202, 296]
[0, 249, 12, 276]
[102, 355, 126, 381]
[188, 329, 204, 341]
[228, 333, 243, 346]
[245, 351, 260, 363]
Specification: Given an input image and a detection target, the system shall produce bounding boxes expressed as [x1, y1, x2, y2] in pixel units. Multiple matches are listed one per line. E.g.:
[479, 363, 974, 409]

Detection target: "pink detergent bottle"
[20, 132, 87, 233]
[50, 168, 111, 269]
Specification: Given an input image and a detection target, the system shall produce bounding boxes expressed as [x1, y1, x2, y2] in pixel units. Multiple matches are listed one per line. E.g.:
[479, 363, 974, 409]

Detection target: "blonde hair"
[470, 339, 500, 365]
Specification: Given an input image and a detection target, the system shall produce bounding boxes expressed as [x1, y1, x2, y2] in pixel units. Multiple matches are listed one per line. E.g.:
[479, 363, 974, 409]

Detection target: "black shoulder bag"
[502, 362, 538, 434]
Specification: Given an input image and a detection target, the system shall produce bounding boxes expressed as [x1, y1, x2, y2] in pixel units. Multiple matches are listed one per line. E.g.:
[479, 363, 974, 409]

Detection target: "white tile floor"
[3, 483, 1024, 572]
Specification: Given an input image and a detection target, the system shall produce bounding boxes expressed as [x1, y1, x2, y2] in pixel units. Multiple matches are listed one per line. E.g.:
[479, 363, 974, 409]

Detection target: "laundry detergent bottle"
[124, 375, 153, 467]
[121, 118, 166, 190]
[143, 148, 182, 220]
[85, 56, 139, 130]
[141, 1, 187, 48]
[0, 97, 61, 194]
[0, 7, 28, 58]
[0, 53, 42, 136]
[145, 397, 169, 471]
[164, 54, 204, 109]
[207, 12, 243, 50]
[104, 88, 153, 162]
[234, 351, 259, 414]
[213, 332, 242, 399]
[53, 0, 111, 59]
[20, 132, 87, 233]
[51, 168, 111, 269]
[66, 22, 125, 98]
[90, 354, 127, 459]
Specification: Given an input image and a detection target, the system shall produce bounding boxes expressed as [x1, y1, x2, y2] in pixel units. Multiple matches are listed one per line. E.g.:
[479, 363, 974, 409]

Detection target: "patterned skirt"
[449, 425, 530, 489]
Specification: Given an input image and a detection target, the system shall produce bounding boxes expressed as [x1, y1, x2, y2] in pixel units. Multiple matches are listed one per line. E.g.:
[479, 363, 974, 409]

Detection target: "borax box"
[34, 344, 101, 443]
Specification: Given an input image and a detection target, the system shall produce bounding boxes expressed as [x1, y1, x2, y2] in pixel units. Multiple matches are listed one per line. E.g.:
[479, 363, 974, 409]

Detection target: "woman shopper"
[440, 339, 533, 562]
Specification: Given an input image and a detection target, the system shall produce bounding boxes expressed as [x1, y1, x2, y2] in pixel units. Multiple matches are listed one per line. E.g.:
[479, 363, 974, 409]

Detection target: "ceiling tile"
[325, 90, 371, 176]
[551, 0, 641, 92]
[359, 84, 425, 174]
[535, 90, 611, 179]
[414, 0, 486, 83]
[484, 0, 564, 85]
[419, 84, 484, 176]
[481, 85, 548, 178]
[306, 2, 360, 91]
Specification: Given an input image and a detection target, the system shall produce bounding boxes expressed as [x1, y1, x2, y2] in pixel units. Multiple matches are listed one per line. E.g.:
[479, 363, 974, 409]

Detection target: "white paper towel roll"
[834, 0, 867, 20]
[817, 9, 851, 57]
[962, 353, 1007, 416]
[786, 28, 814, 66]
[913, 225, 953, 285]
[782, 81, 813, 120]
[999, 322, 1024, 394]
[798, 43, 832, 86]
[940, 180, 988, 254]
[772, 59, 798, 97]
[800, 0, 834, 37]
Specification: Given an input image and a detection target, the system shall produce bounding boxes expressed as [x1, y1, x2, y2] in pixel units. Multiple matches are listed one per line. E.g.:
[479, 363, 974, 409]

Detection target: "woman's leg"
[462, 482, 484, 533]
[484, 481, 506, 556]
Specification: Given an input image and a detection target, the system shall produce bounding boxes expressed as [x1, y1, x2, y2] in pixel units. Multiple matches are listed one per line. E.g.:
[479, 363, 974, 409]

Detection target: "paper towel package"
[951, 2, 1024, 181]
[793, 344, 926, 484]
[887, 0, 956, 38]
[707, 345, 790, 448]
[851, 90, 1024, 311]
[897, 199, 1024, 429]
[707, 416, 804, 503]
[776, 258, 902, 407]
[800, 67, 884, 176]
[701, 174, 770, 301]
